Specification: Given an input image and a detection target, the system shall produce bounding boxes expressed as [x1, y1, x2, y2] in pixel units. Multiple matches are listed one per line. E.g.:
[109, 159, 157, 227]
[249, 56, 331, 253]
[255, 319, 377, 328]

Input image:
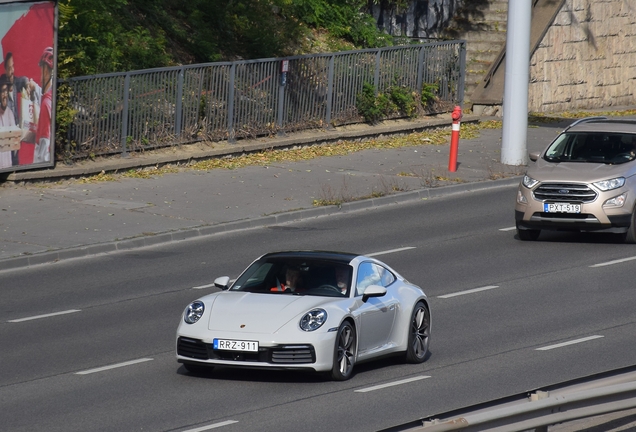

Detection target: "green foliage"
[54, 83, 78, 163]
[421, 82, 440, 107]
[388, 86, 417, 118]
[356, 82, 419, 123]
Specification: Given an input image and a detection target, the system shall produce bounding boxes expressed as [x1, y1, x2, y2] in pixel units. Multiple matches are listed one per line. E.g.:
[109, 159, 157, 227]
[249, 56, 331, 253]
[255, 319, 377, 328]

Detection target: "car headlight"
[299, 309, 327, 332]
[593, 177, 625, 191]
[522, 175, 539, 189]
[184, 301, 205, 324]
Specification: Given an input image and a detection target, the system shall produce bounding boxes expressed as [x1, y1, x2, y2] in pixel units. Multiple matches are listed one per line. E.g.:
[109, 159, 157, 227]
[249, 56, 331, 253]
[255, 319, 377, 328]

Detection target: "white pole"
[501, 0, 532, 166]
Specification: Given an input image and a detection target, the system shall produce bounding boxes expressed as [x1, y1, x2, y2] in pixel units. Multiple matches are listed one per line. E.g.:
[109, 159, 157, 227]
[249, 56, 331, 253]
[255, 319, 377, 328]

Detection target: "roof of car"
[261, 250, 359, 264]
[565, 117, 636, 134]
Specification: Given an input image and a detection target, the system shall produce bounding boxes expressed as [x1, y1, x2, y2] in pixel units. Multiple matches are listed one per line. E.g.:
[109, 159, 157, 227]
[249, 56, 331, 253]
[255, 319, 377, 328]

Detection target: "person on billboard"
[0, 74, 17, 168]
[3, 52, 40, 165]
[32, 47, 53, 164]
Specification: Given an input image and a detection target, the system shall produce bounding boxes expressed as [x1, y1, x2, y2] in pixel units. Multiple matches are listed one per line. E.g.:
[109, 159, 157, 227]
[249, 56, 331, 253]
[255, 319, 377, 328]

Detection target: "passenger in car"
[271, 266, 304, 292]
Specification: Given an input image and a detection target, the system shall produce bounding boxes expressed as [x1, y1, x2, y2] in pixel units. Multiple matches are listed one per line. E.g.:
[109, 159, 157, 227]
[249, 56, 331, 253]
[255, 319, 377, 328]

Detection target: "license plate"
[544, 203, 581, 213]
[213, 338, 259, 352]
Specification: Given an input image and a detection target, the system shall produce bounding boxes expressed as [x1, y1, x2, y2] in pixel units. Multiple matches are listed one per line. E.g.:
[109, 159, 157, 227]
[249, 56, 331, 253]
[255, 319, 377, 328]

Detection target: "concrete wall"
[529, 0, 636, 112]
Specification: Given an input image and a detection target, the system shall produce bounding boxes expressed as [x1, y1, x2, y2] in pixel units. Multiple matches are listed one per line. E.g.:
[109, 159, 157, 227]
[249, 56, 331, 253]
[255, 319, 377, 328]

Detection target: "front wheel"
[623, 211, 636, 244]
[516, 223, 540, 241]
[405, 302, 430, 363]
[331, 321, 356, 381]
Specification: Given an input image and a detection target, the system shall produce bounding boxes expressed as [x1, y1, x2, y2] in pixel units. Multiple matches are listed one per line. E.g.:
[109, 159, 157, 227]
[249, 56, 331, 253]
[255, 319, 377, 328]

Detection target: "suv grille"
[533, 183, 597, 203]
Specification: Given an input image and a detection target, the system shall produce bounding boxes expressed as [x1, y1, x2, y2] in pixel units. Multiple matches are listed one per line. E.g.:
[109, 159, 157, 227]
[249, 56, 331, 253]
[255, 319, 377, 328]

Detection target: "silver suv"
[515, 117, 636, 242]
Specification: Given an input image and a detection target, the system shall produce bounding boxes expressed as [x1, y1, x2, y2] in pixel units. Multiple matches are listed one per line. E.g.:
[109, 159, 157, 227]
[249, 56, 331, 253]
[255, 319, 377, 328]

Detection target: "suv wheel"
[623, 211, 636, 244]
[516, 223, 540, 241]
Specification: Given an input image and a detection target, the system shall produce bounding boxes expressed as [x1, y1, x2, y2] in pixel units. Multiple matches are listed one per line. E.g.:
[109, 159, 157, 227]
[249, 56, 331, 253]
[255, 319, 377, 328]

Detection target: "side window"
[355, 263, 395, 296]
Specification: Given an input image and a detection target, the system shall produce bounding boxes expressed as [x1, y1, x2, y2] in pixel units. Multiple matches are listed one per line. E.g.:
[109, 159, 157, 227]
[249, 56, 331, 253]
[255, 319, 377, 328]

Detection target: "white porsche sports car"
[176, 251, 431, 380]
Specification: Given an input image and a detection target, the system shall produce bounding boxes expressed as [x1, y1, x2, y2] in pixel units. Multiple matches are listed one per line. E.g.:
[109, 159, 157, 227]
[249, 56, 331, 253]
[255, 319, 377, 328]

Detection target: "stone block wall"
[529, 0, 636, 113]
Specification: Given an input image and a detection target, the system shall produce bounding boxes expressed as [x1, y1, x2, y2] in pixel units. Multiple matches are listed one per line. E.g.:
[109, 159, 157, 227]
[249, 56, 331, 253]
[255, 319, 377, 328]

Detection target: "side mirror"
[214, 276, 231, 290]
[362, 284, 387, 302]
[529, 151, 540, 162]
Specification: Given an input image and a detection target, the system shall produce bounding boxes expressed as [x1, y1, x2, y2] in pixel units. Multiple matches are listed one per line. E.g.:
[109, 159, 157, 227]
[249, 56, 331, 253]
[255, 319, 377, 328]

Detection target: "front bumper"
[515, 186, 633, 233]
[176, 330, 337, 372]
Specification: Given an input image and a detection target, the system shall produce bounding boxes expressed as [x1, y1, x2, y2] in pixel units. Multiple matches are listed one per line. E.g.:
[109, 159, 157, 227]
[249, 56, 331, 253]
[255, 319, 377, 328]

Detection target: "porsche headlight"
[593, 177, 625, 191]
[522, 175, 539, 189]
[184, 301, 205, 324]
[299, 309, 327, 332]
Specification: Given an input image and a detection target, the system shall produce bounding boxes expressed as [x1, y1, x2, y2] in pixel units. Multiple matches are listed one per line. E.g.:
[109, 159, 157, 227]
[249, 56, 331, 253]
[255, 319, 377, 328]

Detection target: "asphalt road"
[2, 185, 636, 432]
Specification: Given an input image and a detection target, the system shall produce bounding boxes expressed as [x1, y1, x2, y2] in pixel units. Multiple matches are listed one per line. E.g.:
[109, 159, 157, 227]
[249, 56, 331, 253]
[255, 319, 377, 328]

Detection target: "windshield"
[229, 257, 352, 298]
[543, 132, 636, 164]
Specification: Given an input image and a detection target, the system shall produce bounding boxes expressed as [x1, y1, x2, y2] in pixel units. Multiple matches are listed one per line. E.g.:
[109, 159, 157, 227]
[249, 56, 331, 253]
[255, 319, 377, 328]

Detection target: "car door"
[354, 262, 398, 355]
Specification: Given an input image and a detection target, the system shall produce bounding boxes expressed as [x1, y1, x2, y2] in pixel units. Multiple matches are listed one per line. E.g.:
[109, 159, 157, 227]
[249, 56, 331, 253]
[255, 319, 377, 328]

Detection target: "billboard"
[0, 0, 56, 173]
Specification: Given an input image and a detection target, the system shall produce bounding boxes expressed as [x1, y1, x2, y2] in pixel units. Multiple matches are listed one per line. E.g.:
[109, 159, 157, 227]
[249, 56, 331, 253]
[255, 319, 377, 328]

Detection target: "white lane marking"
[536, 335, 604, 351]
[354, 375, 430, 393]
[193, 283, 216, 290]
[182, 421, 239, 431]
[75, 358, 154, 375]
[499, 226, 517, 231]
[590, 256, 636, 267]
[367, 247, 416, 257]
[438, 285, 500, 299]
[8, 309, 81, 323]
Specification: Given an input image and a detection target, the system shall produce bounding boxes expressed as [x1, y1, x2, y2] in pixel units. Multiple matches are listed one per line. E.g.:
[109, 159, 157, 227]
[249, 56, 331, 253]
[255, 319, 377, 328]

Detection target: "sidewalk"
[0, 113, 569, 272]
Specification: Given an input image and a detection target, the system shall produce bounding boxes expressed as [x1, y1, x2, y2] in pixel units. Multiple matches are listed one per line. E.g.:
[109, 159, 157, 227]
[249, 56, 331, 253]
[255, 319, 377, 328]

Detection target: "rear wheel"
[517, 223, 540, 241]
[405, 302, 430, 363]
[331, 321, 356, 381]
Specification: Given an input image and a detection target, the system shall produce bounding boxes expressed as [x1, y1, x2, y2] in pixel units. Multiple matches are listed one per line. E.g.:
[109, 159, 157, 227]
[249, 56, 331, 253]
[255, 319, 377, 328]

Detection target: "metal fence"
[61, 41, 466, 160]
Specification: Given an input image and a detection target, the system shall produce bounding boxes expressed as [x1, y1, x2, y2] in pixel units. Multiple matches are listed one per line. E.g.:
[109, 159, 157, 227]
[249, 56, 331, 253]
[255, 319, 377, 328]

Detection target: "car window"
[544, 132, 636, 164]
[230, 258, 349, 297]
[355, 262, 395, 296]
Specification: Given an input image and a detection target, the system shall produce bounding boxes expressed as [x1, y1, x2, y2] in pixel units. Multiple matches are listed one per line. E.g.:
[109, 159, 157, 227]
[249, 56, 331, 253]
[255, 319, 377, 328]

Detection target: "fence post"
[457, 41, 466, 107]
[374, 50, 381, 93]
[121, 73, 130, 157]
[326, 54, 334, 129]
[228, 63, 236, 143]
[175, 67, 184, 142]
[416, 45, 426, 93]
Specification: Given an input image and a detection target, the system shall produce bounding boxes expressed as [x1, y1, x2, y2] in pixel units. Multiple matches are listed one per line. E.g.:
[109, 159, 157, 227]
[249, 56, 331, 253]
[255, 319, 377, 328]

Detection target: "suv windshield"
[544, 132, 636, 164]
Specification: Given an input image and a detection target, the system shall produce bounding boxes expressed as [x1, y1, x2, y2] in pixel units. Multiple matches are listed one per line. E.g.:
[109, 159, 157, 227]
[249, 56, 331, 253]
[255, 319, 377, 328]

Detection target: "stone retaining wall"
[529, 0, 636, 112]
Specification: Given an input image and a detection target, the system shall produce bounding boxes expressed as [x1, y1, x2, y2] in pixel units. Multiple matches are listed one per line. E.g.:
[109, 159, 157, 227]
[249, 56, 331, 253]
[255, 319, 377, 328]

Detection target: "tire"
[516, 223, 540, 241]
[183, 363, 213, 374]
[405, 302, 430, 364]
[331, 321, 356, 381]
[623, 211, 636, 244]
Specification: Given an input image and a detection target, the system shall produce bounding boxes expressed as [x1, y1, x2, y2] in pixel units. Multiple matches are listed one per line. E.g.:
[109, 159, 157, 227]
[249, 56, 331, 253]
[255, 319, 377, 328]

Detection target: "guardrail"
[60, 41, 466, 160]
[387, 367, 636, 432]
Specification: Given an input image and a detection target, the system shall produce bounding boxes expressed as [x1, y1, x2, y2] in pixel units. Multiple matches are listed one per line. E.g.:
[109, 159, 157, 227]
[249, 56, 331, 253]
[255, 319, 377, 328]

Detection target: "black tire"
[331, 321, 356, 381]
[405, 302, 430, 364]
[517, 223, 540, 241]
[623, 211, 636, 244]
[183, 363, 213, 374]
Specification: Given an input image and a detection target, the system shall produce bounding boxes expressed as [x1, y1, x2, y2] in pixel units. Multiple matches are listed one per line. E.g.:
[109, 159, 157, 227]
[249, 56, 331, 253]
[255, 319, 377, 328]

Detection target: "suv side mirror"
[529, 151, 540, 162]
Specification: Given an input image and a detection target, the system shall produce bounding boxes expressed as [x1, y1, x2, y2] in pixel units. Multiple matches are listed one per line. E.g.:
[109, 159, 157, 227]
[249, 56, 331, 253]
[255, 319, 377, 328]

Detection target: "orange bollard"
[448, 106, 463, 172]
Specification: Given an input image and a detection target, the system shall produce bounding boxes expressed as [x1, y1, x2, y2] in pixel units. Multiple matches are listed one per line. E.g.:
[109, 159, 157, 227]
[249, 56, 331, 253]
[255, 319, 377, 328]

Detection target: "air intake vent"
[177, 337, 209, 360]
[271, 345, 315, 364]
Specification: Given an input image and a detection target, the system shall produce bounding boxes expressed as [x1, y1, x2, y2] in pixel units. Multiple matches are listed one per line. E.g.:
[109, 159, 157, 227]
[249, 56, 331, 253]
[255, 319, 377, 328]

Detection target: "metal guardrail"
[391, 367, 636, 432]
[60, 41, 466, 160]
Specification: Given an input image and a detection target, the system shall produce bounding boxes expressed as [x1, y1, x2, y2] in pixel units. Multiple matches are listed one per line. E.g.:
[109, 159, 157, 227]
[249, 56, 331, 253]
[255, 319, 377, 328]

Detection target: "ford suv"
[515, 117, 636, 242]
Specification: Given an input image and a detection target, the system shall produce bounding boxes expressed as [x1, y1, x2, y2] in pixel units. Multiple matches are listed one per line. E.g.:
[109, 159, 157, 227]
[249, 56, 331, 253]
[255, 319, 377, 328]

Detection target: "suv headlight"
[522, 175, 539, 189]
[299, 309, 327, 332]
[184, 301, 205, 324]
[593, 177, 625, 191]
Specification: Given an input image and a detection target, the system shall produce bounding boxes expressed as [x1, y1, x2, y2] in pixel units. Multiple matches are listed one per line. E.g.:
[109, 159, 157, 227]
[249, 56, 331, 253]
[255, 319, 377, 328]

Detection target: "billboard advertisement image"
[0, 0, 56, 173]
